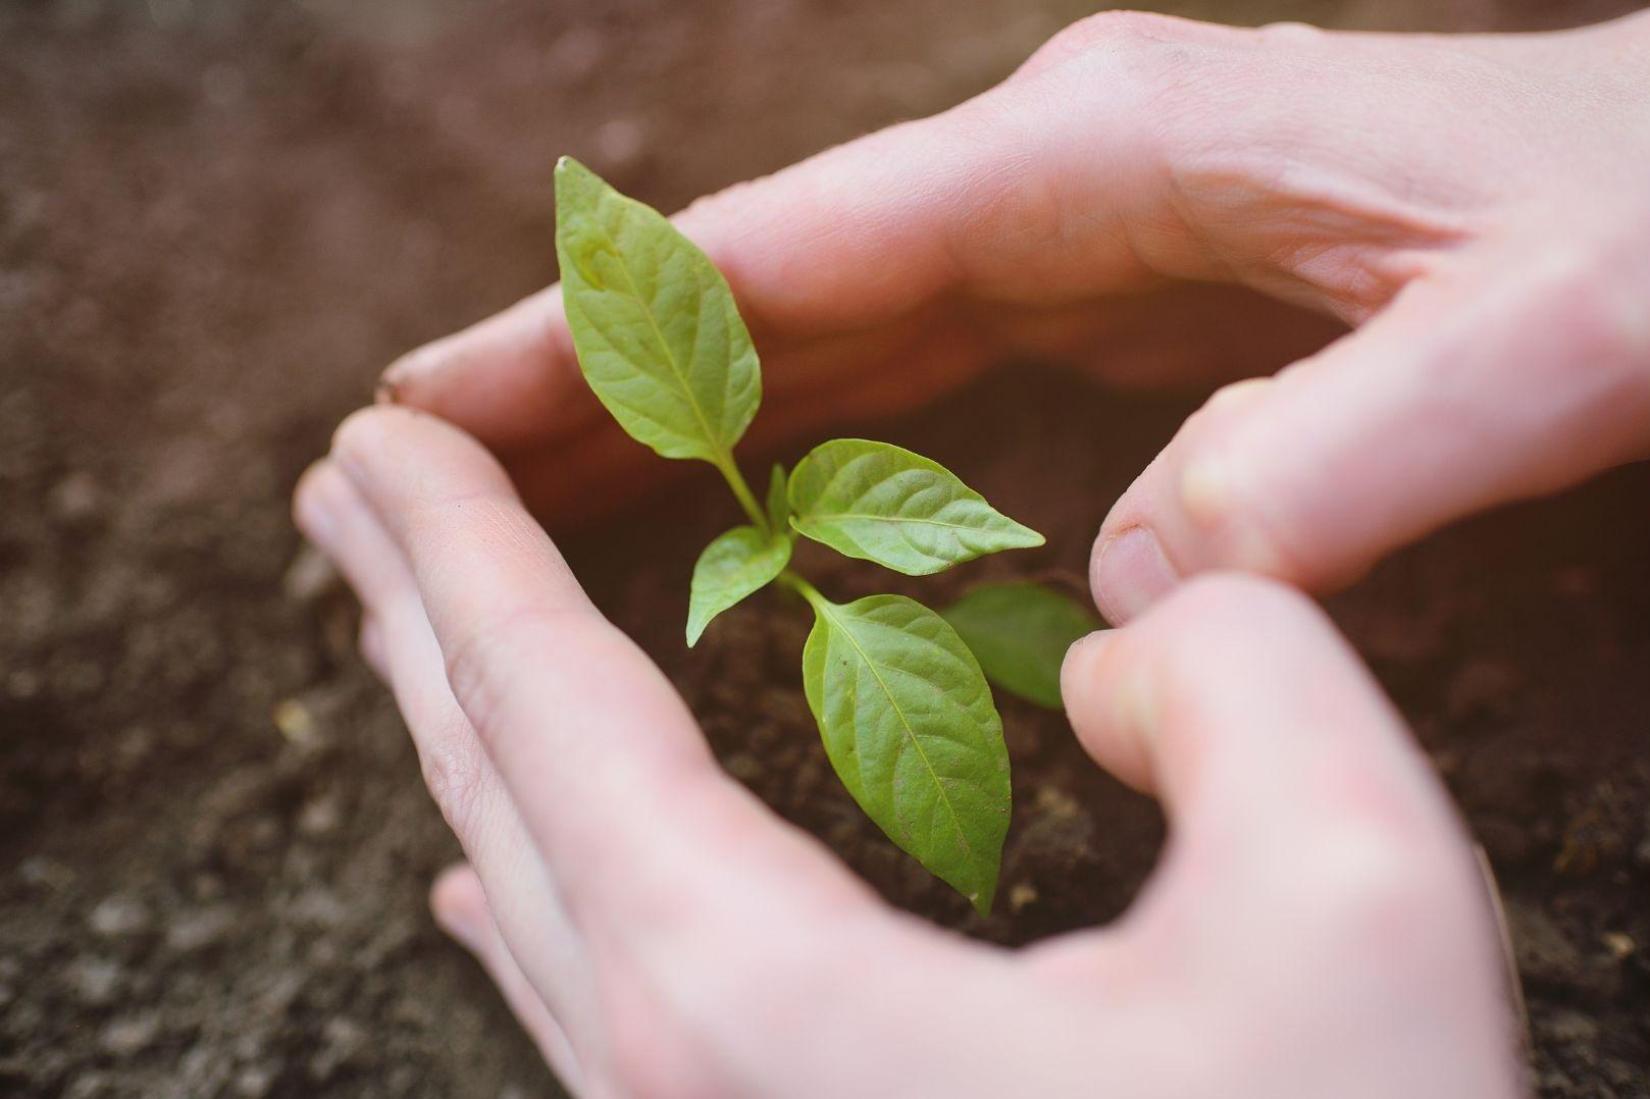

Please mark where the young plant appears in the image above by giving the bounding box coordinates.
[555,157,1057,912]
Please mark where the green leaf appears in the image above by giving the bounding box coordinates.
[686,526,791,646]
[787,439,1044,576]
[943,583,1101,709]
[799,592,1011,913]
[554,157,760,465]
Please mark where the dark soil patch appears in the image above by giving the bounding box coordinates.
[2,2,1646,1097]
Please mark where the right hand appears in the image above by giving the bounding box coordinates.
[379,9,1650,622]
[297,408,1521,1097]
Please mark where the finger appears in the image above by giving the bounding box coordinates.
[379,286,599,451]
[1061,573,1441,826]
[358,612,387,680]
[326,407,876,931]
[294,460,598,1041]
[1091,234,1650,622]
[431,864,585,1092]
[1056,574,1520,1095]
[383,12,1243,447]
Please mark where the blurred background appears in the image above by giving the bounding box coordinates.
[3,2,1648,1097]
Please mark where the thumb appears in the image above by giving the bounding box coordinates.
[1056,575,1520,1099]
[1089,230,1650,623]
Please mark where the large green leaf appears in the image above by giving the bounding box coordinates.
[686,526,791,646]
[799,592,1011,913]
[943,582,1101,709]
[788,439,1044,576]
[554,157,760,464]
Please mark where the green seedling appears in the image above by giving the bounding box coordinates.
[556,158,1076,912]
[942,581,1100,711]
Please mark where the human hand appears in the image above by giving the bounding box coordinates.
[378,10,1650,625]
[294,406,1521,1098]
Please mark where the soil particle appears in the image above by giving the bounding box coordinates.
[98,1012,162,1058]
[87,895,153,941]
[63,957,124,1008]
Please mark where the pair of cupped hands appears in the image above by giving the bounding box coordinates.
[294,11,1650,1097]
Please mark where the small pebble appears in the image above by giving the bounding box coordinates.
[272,699,318,746]
[1008,882,1039,913]
[89,894,152,939]
[296,796,341,838]
[1602,931,1636,960]
[233,1063,276,1099]
[166,905,235,954]
[65,956,124,1007]
[49,470,101,522]
[99,1012,161,1058]
[309,1016,367,1082]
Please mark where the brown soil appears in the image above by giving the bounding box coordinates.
[2,2,1645,1097]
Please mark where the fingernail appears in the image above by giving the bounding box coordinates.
[379,345,446,400]
[1059,629,1113,705]
[1092,527,1179,625]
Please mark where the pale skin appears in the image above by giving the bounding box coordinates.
[296,10,1650,1097]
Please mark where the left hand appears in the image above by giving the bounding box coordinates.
[294,405,1518,1099]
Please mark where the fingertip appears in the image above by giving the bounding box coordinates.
[1090,525,1180,626]
[293,458,357,550]
[329,404,510,509]
[1060,627,1158,793]
[430,863,490,955]
[292,459,332,538]
[376,287,596,449]
[378,337,455,407]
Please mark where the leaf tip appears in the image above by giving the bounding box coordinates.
[685,608,710,648]
[553,155,603,213]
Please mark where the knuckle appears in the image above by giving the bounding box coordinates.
[1041,10,1192,58]
[439,614,530,749]
[440,603,595,752]
[1255,19,1324,44]
[1175,443,1321,585]
[1021,12,1216,109]
[416,735,489,838]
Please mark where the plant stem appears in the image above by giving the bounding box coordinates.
[716,455,769,532]
[778,570,827,609]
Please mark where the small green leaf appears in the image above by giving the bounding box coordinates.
[765,463,790,534]
[788,439,1044,575]
[799,592,1010,913]
[687,526,791,646]
[943,583,1101,709]
[554,157,760,464]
